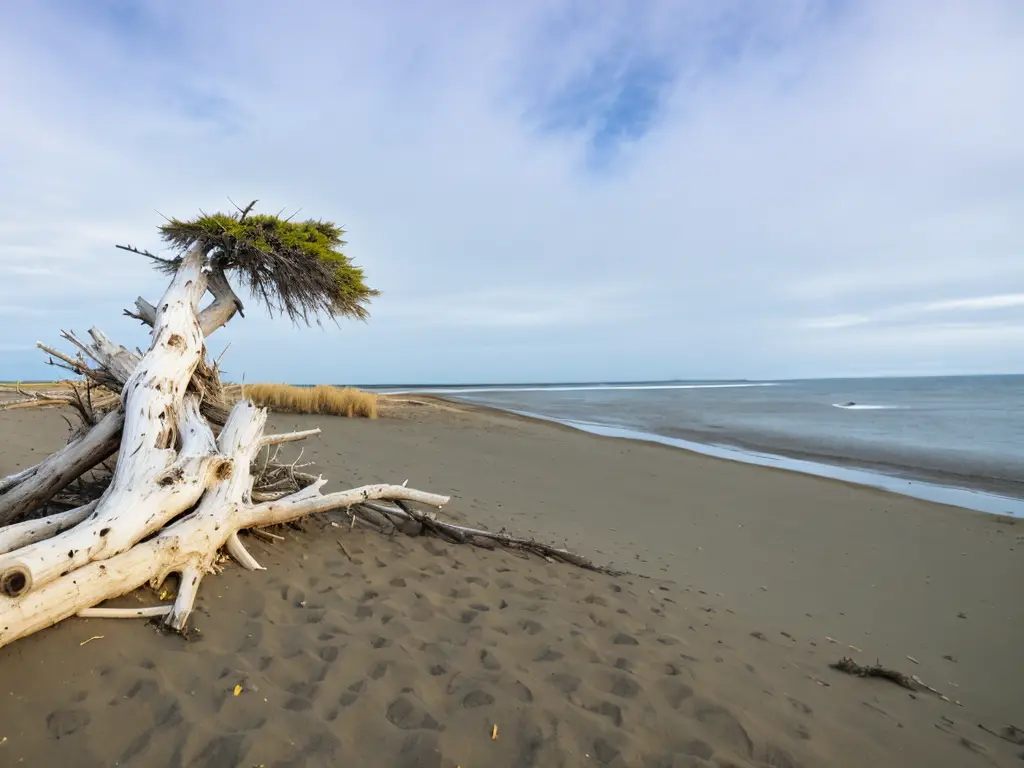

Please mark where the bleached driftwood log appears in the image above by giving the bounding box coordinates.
[0,501,98,556]
[0,410,123,526]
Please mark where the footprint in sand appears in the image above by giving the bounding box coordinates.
[386,696,442,731]
[46,708,91,739]
[461,689,495,708]
[398,732,443,768]
[761,743,802,768]
[339,679,364,708]
[191,734,247,768]
[519,618,543,635]
[479,649,502,670]
[534,647,564,662]
[676,738,715,760]
[591,736,622,765]
[288,681,319,699]
[656,678,694,710]
[283,696,312,711]
[694,703,753,758]
[125,679,158,701]
[607,673,642,700]
[786,696,813,715]
[586,700,624,727]
[513,680,534,702]
[549,672,582,694]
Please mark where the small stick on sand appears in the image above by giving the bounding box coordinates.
[336,539,352,562]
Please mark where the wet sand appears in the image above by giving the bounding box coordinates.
[0,401,1021,767]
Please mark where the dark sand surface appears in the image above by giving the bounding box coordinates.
[0,401,1021,767]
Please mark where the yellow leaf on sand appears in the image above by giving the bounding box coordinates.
[492,724,499,741]
[233,684,242,696]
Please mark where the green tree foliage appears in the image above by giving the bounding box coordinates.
[155,203,379,324]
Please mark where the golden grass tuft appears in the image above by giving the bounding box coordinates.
[241,383,379,418]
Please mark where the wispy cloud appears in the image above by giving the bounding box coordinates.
[0,1,1021,382]
[802,293,1024,330]
[921,293,1024,312]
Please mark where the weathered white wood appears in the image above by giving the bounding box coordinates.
[0,410,124,526]
[0,501,98,556]
[225,532,264,571]
[165,565,202,631]
[78,605,170,619]
[243,482,449,528]
[0,464,43,495]
[0,397,228,596]
[198,267,243,335]
[259,428,322,447]
[131,297,157,326]
[86,328,140,382]
[130,266,241,337]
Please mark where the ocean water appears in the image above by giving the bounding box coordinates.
[377,376,1024,516]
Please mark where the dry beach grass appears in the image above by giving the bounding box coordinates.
[0,380,380,419]
[233,383,379,418]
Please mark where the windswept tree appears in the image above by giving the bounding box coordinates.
[0,202,596,649]
[0,202,445,643]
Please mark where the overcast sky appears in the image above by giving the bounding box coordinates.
[0,1,1021,384]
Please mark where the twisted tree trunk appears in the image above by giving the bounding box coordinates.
[0,237,450,647]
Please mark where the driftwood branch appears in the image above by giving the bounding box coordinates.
[351,499,618,573]
[260,428,322,447]
[0,411,124,527]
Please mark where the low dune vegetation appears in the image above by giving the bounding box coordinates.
[240,383,379,418]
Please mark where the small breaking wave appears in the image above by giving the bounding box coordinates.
[383,383,779,396]
[832,403,899,410]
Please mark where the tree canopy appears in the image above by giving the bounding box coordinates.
[155,204,379,324]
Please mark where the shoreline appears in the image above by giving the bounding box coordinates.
[419,395,1024,517]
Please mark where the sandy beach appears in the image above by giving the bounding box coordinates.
[0,400,1021,767]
